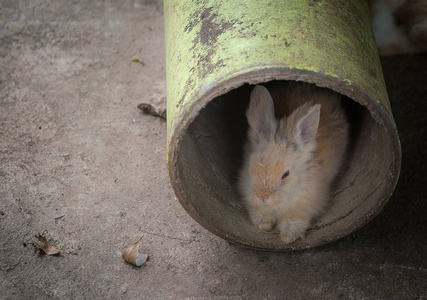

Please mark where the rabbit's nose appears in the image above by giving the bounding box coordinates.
[255,189,271,202]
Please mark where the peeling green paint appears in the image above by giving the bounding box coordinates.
[324,72,339,78]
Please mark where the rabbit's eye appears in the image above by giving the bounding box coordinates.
[281,170,290,180]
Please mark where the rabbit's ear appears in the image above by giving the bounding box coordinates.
[296,104,320,143]
[247,85,277,140]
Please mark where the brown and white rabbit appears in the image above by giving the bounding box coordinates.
[369,0,427,55]
[238,83,349,244]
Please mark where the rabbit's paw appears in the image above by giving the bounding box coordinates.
[251,217,275,232]
[257,222,275,232]
[278,221,308,244]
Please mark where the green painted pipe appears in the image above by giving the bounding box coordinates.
[164,0,401,250]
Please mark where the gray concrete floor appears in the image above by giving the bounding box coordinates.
[1,1,426,299]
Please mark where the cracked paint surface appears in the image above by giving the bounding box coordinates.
[164,0,391,145]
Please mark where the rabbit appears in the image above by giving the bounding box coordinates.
[369,0,427,55]
[238,82,349,244]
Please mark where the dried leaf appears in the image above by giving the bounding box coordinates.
[138,81,166,120]
[122,236,148,267]
[35,233,61,255]
[138,103,166,119]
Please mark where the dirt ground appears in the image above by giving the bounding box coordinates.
[1,1,426,299]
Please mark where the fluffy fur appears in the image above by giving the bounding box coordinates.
[238,83,349,244]
[370,0,427,55]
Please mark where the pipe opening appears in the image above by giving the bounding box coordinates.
[175,80,395,250]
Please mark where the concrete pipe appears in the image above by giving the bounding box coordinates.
[164,0,401,250]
